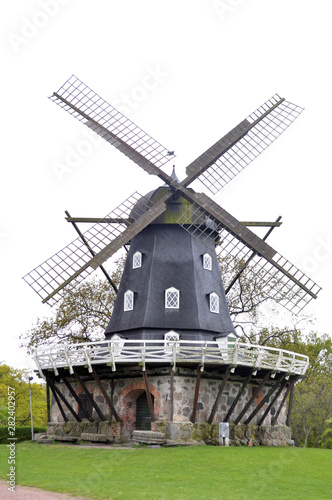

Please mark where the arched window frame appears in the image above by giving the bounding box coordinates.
[203,253,212,271]
[110,334,125,354]
[124,290,134,311]
[209,292,219,314]
[164,330,180,353]
[165,287,180,309]
[133,251,142,269]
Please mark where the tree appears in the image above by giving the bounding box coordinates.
[0,363,47,427]
[322,417,332,448]
[20,257,124,354]
[22,253,285,352]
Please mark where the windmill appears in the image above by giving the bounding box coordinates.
[26,76,321,445]
[24,76,320,314]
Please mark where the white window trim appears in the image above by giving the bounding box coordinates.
[164,330,180,353]
[124,290,134,311]
[133,251,142,269]
[203,253,212,271]
[165,287,180,309]
[110,334,125,354]
[210,292,219,314]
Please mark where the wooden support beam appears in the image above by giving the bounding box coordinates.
[45,373,80,422]
[271,376,299,426]
[224,370,253,422]
[208,367,231,424]
[91,368,121,422]
[258,376,289,426]
[191,366,202,423]
[49,386,68,422]
[59,370,94,422]
[234,371,272,425]
[286,381,295,427]
[169,368,174,422]
[244,374,286,425]
[73,368,106,421]
[143,370,155,422]
[46,381,51,423]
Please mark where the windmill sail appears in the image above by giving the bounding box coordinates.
[177,202,321,313]
[23,77,320,314]
[50,75,174,183]
[23,192,168,305]
[184,95,304,194]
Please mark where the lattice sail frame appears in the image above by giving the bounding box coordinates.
[24,77,321,313]
[23,192,167,306]
[188,95,304,195]
[177,205,321,314]
[50,75,173,172]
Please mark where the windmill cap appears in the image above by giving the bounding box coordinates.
[130,184,217,230]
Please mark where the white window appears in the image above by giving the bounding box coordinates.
[124,290,134,311]
[210,292,219,313]
[165,287,180,309]
[133,251,142,269]
[110,334,125,354]
[164,331,180,352]
[203,253,212,271]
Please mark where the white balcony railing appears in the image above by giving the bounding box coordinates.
[33,338,309,378]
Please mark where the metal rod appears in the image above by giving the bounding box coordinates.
[234,371,272,425]
[208,367,231,424]
[226,216,282,295]
[91,368,121,422]
[191,367,202,423]
[224,369,253,422]
[65,210,118,294]
[66,217,131,225]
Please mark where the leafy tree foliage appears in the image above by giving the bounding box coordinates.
[322,417,332,448]
[240,328,332,448]
[0,362,47,427]
[20,257,124,353]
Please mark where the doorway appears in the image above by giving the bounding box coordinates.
[136,392,154,430]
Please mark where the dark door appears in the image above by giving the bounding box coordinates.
[136,392,153,430]
[78,393,93,419]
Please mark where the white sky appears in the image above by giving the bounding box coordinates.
[1,0,331,371]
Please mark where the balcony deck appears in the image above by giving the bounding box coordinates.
[34,339,309,378]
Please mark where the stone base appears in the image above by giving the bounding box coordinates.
[81,433,108,443]
[154,421,293,447]
[47,420,293,447]
[47,421,122,443]
[132,430,165,445]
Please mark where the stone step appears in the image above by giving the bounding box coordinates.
[132,430,165,445]
[53,435,78,442]
[81,433,108,443]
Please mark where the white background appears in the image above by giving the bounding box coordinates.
[1,0,331,371]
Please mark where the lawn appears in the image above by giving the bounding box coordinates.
[0,443,331,499]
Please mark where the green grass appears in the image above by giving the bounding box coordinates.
[0,443,331,499]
